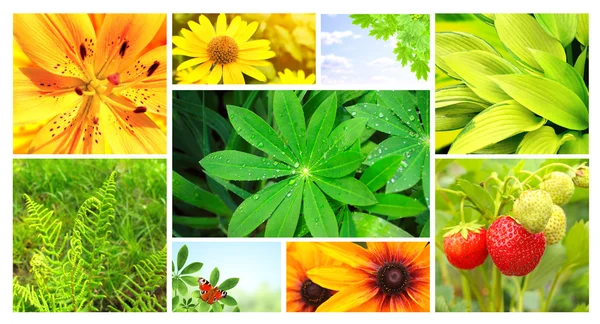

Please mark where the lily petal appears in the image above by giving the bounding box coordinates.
[313,243,373,269]
[315,282,378,312]
[307,265,369,291]
[119,45,167,83]
[14,14,96,80]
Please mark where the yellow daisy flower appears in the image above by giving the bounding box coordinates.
[173,14,275,84]
[277,69,316,84]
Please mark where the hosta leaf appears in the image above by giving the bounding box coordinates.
[200,151,293,181]
[516,126,576,154]
[306,93,337,165]
[176,244,189,272]
[576,14,589,46]
[264,179,305,237]
[386,145,427,193]
[228,179,292,237]
[312,118,367,167]
[338,205,356,237]
[377,91,423,135]
[531,49,588,106]
[360,155,405,192]
[436,85,488,131]
[472,134,524,154]
[474,14,496,26]
[448,100,546,154]
[457,179,495,217]
[442,50,521,104]
[303,180,339,237]
[558,131,589,154]
[535,14,578,47]
[346,103,412,137]
[495,14,566,71]
[313,176,377,206]
[362,194,427,219]
[226,105,296,166]
[219,278,240,291]
[491,75,588,130]
[173,172,231,217]
[273,91,307,161]
[364,136,420,166]
[416,91,430,135]
[574,47,588,78]
[352,212,413,237]
[435,31,499,78]
[181,262,203,275]
[312,151,363,178]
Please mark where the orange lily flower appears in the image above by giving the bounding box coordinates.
[307,242,430,312]
[13,14,167,154]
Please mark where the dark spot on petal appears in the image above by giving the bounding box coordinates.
[134,106,147,114]
[119,41,128,57]
[79,43,87,61]
[147,61,160,77]
[75,86,83,96]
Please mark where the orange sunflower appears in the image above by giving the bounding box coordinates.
[307,242,430,312]
[286,242,340,312]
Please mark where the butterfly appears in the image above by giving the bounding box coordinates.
[198,277,227,305]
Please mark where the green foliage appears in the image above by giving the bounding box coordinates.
[436,14,589,154]
[13,168,166,312]
[350,14,430,80]
[174,90,430,237]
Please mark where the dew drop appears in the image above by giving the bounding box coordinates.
[258,142,264,148]
[253,194,260,200]
[351,111,357,116]
[294,162,300,168]
[378,112,384,118]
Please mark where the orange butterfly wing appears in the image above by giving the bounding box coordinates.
[198,277,227,304]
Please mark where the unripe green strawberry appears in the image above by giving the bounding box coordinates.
[573,166,589,188]
[513,189,552,234]
[541,172,574,205]
[543,205,567,245]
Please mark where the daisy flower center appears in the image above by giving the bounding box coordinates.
[301,279,331,306]
[207,35,239,65]
[377,263,410,295]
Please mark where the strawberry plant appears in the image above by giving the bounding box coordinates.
[173,90,430,238]
[351,14,430,80]
[435,14,589,154]
[436,159,589,312]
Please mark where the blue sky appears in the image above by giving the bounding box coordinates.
[172,242,281,295]
[321,14,427,86]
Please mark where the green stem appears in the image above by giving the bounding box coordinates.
[437,188,466,197]
[490,267,497,311]
[542,268,567,311]
[466,271,487,312]
[494,267,503,311]
[521,163,575,185]
[460,196,466,223]
[461,272,472,312]
[518,275,529,312]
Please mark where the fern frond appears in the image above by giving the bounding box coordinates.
[22,194,66,263]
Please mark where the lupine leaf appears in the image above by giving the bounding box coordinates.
[386,145,427,193]
[173,172,232,216]
[200,151,293,181]
[352,212,413,237]
[362,194,427,219]
[264,179,305,237]
[303,181,339,237]
[306,94,337,165]
[313,176,377,206]
[346,103,412,137]
[312,151,363,178]
[273,91,307,161]
[360,155,404,192]
[377,91,423,135]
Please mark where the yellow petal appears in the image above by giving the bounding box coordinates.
[388,242,429,265]
[305,73,316,84]
[222,64,245,84]
[14,122,45,154]
[100,98,166,154]
[13,14,96,80]
[94,14,166,79]
[232,21,247,41]
[315,283,379,312]
[119,45,167,83]
[238,50,276,61]
[184,60,213,84]
[117,81,166,116]
[234,63,266,82]
[180,28,207,47]
[205,64,223,84]
[28,95,105,154]
[197,15,216,41]
[238,39,271,50]
[172,35,206,53]
[307,266,368,291]
[236,58,271,67]
[172,47,205,57]
[225,16,242,37]
[314,243,373,269]
[348,294,385,312]
[176,57,209,71]
[215,13,227,36]
[235,21,258,43]
[14,67,84,124]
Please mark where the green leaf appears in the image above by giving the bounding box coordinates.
[233,306,240,312]
[228,179,292,237]
[303,91,334,121]
[312,151,363,178]
[442,50,521,104]
[338,205,356,237]
[173,172,232,217]
[574,47,588,78]
[265,179,305,237]
[573,304,589,312]
[386,145,427,193]
[176,245,189,272]
[563,221,589,269]
[173,98,232,142]
[312,118,367,167]
[337,90,370,105]
[472,134,524,154]
[435,31,499,79]
[535,14,578,47]
[420,219,430,237]
[346,103,412,137]
[273,91,306,161]
[226,105,296,166]
[365,136,420,166]
[180,275,199,286]
[220,295,238,306]
[495,14,566,71]
[362,194,427,219]
[435,85,488,131]
[457,179,495,217]
[306,93,337,165]
[360,155,404,192]
[181,262,203,275]
[576,14,589,46]
[350,14,373,28]
[173,216,219,229]
[411,59,430,81]
[436,296,451,312]
[516,126,576,154]
[191,291,200,299]
[211,302,223,312]
[198,301,210,312]
[491,74,588,130]
[200,151,293,181]
[422,151,430,207]
[558,131,588,154]
[377,91,423,135]
[210,267,220,286]
[352,212,413,237]
[448,100,546,154]
[218,278,240,291]
[204,171,251,199]
[303,180,339,237]
[174,278,187,296]
[527,244,566,290]
[416,90,430,135]
[313,176,377,206]
[531,49,588,106]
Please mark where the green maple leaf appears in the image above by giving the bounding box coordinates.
[369,22,396,41]
[393,44,413,66]
[411,59,429,81]
[349,14,373,28]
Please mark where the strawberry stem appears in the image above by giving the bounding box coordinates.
[521,163,576,185]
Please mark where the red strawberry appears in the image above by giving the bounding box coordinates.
[444,227,488,270]
[487,216,545,276]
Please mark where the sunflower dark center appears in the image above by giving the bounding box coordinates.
[377,262,409,295]
[301,280,331,306]
[207,35,239,65]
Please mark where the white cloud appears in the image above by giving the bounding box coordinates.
[321,30,362,45]
[321,54,353,69]
[367,57,397,68]
[383,38,397,48]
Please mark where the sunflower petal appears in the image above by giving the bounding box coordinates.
[197,15,216,41]
[180,28,207,47]
[314,243,373,269]
[235,21,259,43]
[182,60,213,84]
[223,64,245,84]
[238,39,271,50]
[236,58,272,67]
[307,265,369,291]
[316,283,378,312]
[172,35,205,53]
[238,50,276,61]
[215,13,227,36]
[176,57,208,71]
[225,16,242,37]
[205,64,223,84]
[234,63,267,82]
